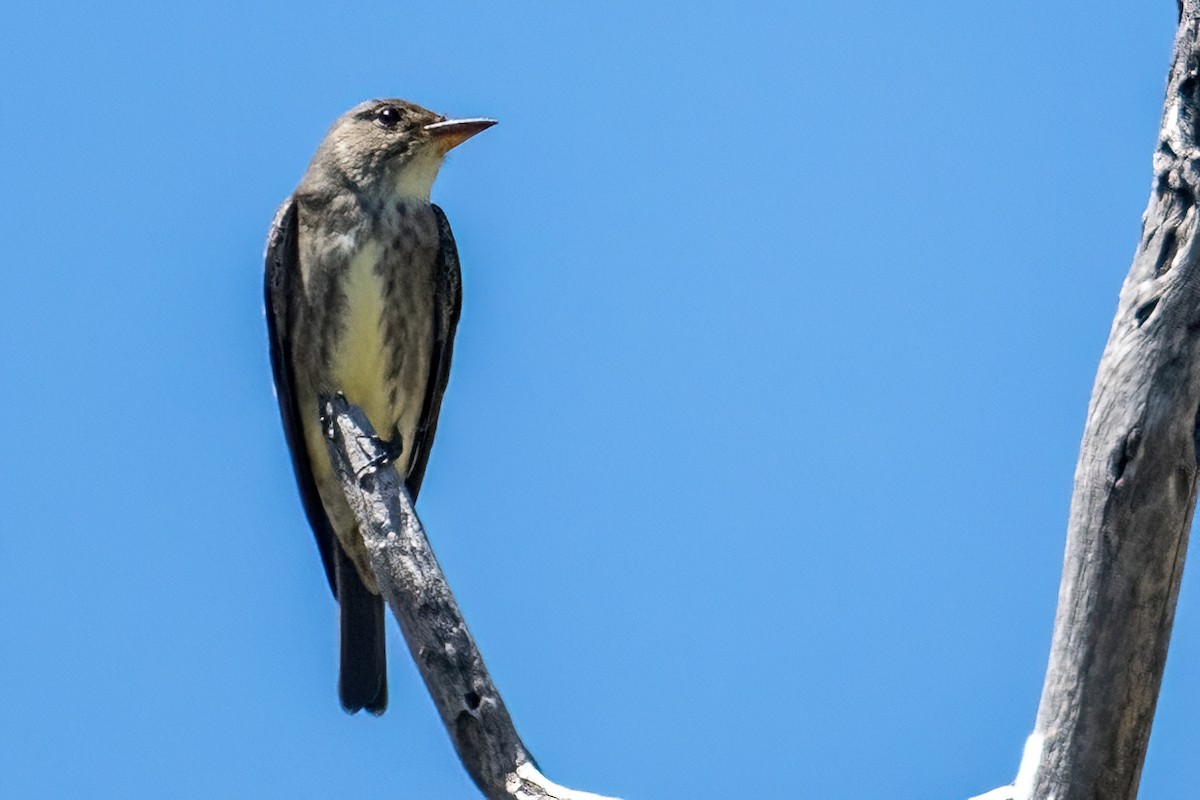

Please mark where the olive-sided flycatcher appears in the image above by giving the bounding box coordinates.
[265,99,495,714]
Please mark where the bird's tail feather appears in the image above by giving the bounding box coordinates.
[334,542,388,715]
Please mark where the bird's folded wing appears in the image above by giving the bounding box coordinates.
[265,197,338,596]
[405,204,463,502]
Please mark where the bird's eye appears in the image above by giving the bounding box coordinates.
[375,107,402,128]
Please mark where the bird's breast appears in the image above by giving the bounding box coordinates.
[323,229,437,472]
[334,241,393,413]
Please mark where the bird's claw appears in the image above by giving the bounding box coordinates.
[357,426,404,477]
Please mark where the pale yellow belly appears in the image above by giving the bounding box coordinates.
[304,242,432,483]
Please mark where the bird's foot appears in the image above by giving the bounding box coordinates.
[358,425,403,476]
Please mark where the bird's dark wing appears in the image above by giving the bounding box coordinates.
[265,197,338,597]
[267,197,386,714]
[405,204,463,501]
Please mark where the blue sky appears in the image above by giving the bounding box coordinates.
[1,2,1195,798]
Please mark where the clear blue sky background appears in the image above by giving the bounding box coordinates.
[1,2,1195,798]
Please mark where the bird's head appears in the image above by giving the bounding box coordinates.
[304,99,496,201]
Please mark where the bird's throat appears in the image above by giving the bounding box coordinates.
[389,149,445,202]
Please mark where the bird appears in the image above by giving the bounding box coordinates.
[265,99,495,714]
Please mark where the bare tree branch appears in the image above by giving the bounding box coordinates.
[974,5,1200,799]
[321,393,618,800]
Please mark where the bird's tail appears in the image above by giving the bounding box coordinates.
[334,542,388,715]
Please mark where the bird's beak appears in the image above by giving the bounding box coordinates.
[424,118,498,153]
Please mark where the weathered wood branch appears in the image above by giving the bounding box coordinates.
[973,5,1200,799]
[321,394,618,800]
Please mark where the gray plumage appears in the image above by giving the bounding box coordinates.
[266,99,491,714]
